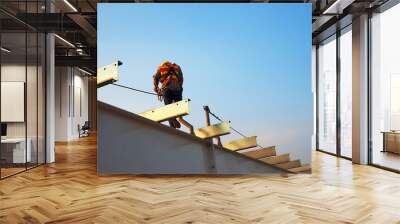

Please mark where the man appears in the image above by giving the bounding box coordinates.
[153,60,184,128]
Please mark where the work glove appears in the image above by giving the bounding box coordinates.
[154,87,163,102]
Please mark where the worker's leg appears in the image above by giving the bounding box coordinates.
[170,89,183,128]
[162,89,179,128]
[162,89,173,105]
[173,88,183,102]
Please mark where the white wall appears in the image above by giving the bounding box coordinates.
[1,63,46,164]
[1,65,26,141]
[1,65,37,138]
[55,66,69,141]
[55,67,89,141]
[72,72,89,138]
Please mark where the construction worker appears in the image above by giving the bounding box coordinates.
[153,60,184,128]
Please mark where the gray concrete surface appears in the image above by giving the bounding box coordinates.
[97,101,286,174]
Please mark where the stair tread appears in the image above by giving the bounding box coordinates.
[242,146,276,159]
[194,122,230,139]
[138,99,190,122]
[289,164,311,173]
[275,160,301,169]
[260,153,290,165]
[223,136,257,151]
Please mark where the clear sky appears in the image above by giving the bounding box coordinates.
[98,3,312,163]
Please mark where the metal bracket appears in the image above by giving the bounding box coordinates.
[177,116,194,135]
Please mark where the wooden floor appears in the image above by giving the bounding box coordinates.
[1,135,400,224]
[372,150,400,171]
[1,167,26,178]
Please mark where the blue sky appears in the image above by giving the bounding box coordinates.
[98,4,312,163]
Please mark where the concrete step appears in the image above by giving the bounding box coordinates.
[275,160,301,169]
[242,146,276,159]
[289,164,311,173]
[194,122,230,139]
[223,136,257,151]
[260,153,290,165]
[138,99,190,122]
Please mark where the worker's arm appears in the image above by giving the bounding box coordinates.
[177,66,184,86]
[153,70,161,93]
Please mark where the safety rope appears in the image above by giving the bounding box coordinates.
[111,83,158,96]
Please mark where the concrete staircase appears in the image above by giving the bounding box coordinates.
[98,101,288,175]
[135,99,310,173]
[242,147,310,173]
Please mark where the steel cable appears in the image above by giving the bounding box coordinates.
[111,83,158,96]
